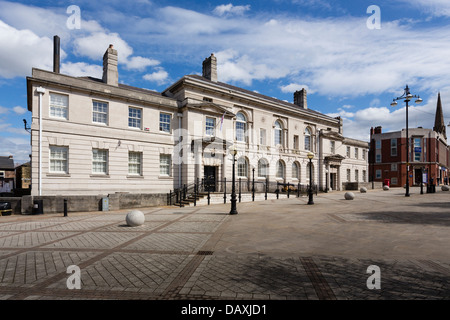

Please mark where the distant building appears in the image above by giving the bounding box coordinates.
[0,155,15,194]
[369,93,450,187]
[26,39,369,197]
[15,161,31,191]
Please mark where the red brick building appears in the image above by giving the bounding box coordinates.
[369,94,450,187]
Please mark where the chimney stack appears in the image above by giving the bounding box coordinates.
[53,35,60,74]
[294,89,307,109]
[102,44,118,86]
[202,53,218,82]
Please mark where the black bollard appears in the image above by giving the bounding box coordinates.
[64,199,68,217]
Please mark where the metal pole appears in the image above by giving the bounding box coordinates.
[230,154,238,215]
[223,177,227,204]
[405,93,410,197]
[238,178,241,203]
[252,168,255,201]
[308,158,314,205]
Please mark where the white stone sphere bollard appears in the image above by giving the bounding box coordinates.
[441,185,449,191]
[344,192,355,200]
[360,187,367,193]
[126,210,145,227]
[383,185,390,191]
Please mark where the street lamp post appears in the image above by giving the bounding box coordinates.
[390,85,422,197]
[307,152,314,205]
[229,146,238,215]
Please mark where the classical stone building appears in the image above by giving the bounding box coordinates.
[26,42,369,198]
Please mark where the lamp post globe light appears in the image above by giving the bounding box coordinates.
[229,145,238,215]
[307,151,314,205]
[390,85,423,197]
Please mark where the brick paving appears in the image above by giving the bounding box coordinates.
[0,187,450,303]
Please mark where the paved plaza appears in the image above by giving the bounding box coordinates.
[0,187,450,302]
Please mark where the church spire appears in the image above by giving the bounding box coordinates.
[433,92,446,139]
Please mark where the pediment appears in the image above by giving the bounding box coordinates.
[189,102,235,117]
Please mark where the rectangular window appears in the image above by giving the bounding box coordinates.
[128,107,142,129]
[355,169,359,182]
[376,140,381,149]
[330,141,335,154]
[355,148,359,159]
[347,169,351,181]
[93,101,108,124]
[160,113,171,133]
[414,138,421,162]
[92,149,108,174]
[346,146,350,157]
[50,93,68,119]
[128,152,142,175]
[376,169,382,179]
[362,150,366,160]
[363,170,367,182]
[376,154,381,163]
[236,122,246,142]
[260,129,266,145]
[0,171,4,179]
[205,117,215,136]
[49,146,68,173]
[391,163,398,171]
[391,139,397,156]
[294,135,299,150]
[160,154,171,176]
[391,177,398,185]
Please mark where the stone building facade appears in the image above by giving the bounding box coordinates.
[26,44,369,197]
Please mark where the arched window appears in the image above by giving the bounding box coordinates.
[274,120,283,146]
[276,160,285,179]
[237,157,248,178]
[305,127,312,151]
[258,158,269,178]
[292,162,300,180]
[236,112,247,142]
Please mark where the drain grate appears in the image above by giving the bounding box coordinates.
[197,250,214,256]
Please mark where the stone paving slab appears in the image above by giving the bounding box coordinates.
[0,187,449,302]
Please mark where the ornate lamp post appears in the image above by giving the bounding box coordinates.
[307,151,314,205]
[390,85,422,197]
[229,145,238,215]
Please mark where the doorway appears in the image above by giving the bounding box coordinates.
[204,166,216,192]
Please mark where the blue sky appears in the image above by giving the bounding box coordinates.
[1,0,450,164]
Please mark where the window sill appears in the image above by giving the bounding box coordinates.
[127,175,144,179]
[90,174,110,178]
[158,175,173,179]
[47,173,70,177]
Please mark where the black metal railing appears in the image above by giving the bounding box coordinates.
[167,178,318,207]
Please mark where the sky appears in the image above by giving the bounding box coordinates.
[1,0,450,164]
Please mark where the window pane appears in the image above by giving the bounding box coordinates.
[160,113,171,132]
[160,154,171,176]
[277,161,284,178]
[93,101,108,124]
[206,117,215,136]
[93,149,108,174]
[258,159,268,178]
[50,146,68,173]
[129,107,142,128]
[128,152,142,175]
[50,94,68,119]
[237,157,248,177]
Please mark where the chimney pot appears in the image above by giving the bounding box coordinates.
[294,89,307,109]
[202,54,218,82]
[102,45,119,86]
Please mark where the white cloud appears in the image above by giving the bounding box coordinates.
[0,20,59,78]
[213,4,251,16]
[13,106,26,115]
[61,62,103,79]
[280,83,314,94]
[125,56,160,71]
[143,68,169,84]
[0,105,8,114]
[397,0,450,17]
